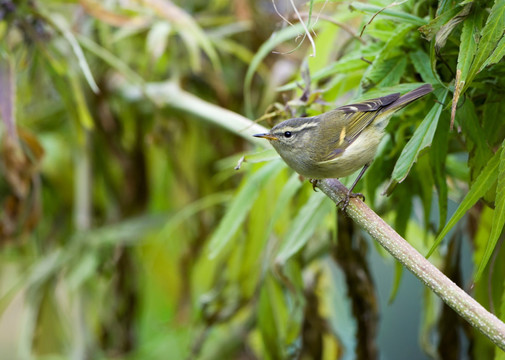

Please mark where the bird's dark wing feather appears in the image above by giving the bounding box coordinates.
[318,93,400,162]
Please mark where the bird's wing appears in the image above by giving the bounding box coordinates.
[318,93,400,163]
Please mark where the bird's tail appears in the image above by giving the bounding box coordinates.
[383,84,433,113]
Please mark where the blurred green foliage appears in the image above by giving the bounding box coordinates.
[0,0,505,359]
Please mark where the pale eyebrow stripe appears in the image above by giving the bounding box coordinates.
[278,122,319,133]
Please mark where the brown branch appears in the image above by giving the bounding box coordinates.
[316,178,505,351]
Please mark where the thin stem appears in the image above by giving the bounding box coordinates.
[317,178,505,351]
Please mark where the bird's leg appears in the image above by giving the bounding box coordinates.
[338,164,370,211]
[309,179,318,192]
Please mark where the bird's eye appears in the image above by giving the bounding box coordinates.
[284,131,292,138]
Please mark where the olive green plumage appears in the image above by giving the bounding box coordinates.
[254,84,433,180]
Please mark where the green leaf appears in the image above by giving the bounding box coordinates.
[458,100,494,182]
[208,161,284,258]
[360,24,414,91]
[268,173,304,227]
[483,34,505,68]
[68,73,94,129]
[482,93,505,148]
[427,145,503,257]
[452,9,481,124]
[278,54,369,92]
[349,2,428,26]
[244,23,313,117]
[388,262,403,304]
[430,110,450,231]
[75,214,167,246]
[475,0,505,72]
[158,192,232,238]
[410,50,439,84]
[474,140,505,281]
[258,275,285,360]
[466,0,505,84]
[276,193,333,264]
[434,3,472,52]
[77,34,145,86]
[376,56,407,88]
[457,10,480,83]
[419,5,464,41]
[48,14,100,94]
[391,87,448,183]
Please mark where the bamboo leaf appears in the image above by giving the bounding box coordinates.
[482,94,505,148]
[258,275,285,359]
[360,24,414,91]
[208,161,284,258]
[77,34,145,85]
[410,50,438,84]
[434,3,472,52]
[391,87,448,183]
[244,23,311,117]
[467,0,505,82]
[458,100,494,182]
[349,2,428,26]
[457,10,480,82]
[158,192,232,238]
[48,14,100,94]
[483,34,505,68]
[388,262,403,304]
[430,110,450,231]
[474,140,505,281]
[427,146,503,257]
[376,56,407,88]
[277,54,369,92]
[68,73,94,129]
[276,193,333,264]
[419,5,464,41]
[475,0,505,72]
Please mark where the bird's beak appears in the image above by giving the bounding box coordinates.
[253,133,278,140]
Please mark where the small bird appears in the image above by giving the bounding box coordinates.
[254,84,433,209]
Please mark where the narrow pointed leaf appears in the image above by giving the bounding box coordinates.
[419,5,464,40]
[457,10,480,81]
[360,24,414,91]
[349,2,427,26]
[430,110,450,231]
[410,50,438,84]
[452,10,480,124]
[434,3,472,52]
[465,0,505,86]
[244,23,311,117]
[427,146,503,257]
[49,14,100,93]
[391,87,448,183]
[208,161,284,258]
[483,34,505,68]
[474,140,505,281]
[276,193,333,264]
[475,0,505,72]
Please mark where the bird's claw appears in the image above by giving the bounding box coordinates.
[309,179,318,192]
[338,191,365,211]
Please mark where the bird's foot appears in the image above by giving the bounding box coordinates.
[338,191,365,211]
[309,179,318,192]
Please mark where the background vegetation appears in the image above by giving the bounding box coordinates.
[0,0,505,359]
